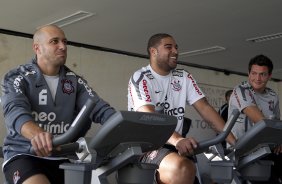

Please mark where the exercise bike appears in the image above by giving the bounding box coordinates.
[1,99,241,184]
[195,117,282,184]
[53,102,241,184]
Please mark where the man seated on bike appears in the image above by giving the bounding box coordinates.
[1,25,116,184]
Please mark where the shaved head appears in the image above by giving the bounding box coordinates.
[32,24,68,75]
[33,25,63,44]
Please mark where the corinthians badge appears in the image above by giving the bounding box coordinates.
[61,79,74,95]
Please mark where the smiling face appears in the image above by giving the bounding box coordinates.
[33,25,68,75]
[150,36,178,75]
[248,64,271,93]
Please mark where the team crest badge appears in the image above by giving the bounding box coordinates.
[13,170,20,184]
[268,100,274,111]
[171,80,181,91]
[62,79,74,95]
[148,150,158,160]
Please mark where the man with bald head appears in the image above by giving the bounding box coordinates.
[1,25,116,184]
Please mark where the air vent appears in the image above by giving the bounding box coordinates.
[179,46,226,57]
[47,11,95,27]
[246,32,282,43]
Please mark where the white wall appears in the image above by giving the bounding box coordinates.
[0,33,282,183]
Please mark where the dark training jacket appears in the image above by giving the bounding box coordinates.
[1,57,116,164]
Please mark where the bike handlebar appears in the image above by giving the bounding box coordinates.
[30,98,96,154]
[53,98,96,146]
[193,109,240,155]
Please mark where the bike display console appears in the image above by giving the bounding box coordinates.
[61,110,177,184]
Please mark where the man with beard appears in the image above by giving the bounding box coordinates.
[128,33,236,184]
[1,25,116,184]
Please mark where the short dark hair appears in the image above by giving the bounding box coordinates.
[147,33,172,56]
[248,54,273,74]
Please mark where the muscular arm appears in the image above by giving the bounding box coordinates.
[242,105,265,123]
[193,98,237,146]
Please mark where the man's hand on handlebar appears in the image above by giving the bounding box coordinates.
[31,132,53,157]
[175,137,198,156]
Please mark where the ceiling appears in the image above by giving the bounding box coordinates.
[1,0,282,81]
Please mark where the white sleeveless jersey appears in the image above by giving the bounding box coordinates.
[128,65,205,134]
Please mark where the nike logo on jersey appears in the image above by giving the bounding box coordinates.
[155,91,162,94]
[24,71,36,76]
[35,84,44,88]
